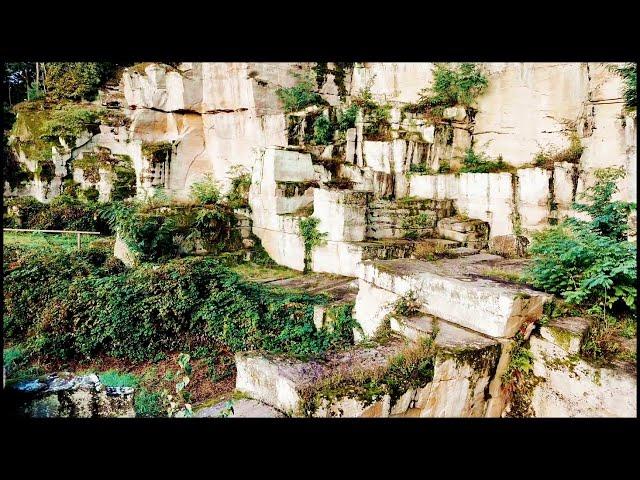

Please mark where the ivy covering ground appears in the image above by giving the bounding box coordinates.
[3,244,358,364]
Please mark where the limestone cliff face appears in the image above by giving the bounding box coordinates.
[7,62,635,207]
[122,62,308,196]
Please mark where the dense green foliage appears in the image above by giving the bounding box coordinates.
[3,248,356,362]
[526,167,636,314]
[100,193,239,261]
[613,63,636,109]
[299,216,327,273]
[40,106,100,147]
[312,115,334,144]
[460,148,510,173]
[44,63,116,101]
[353,87,391,139]
[336,104,358,131]
[3,195,109,232]
[190,174,221,205]
[404,63,488,115]
[226,165,251,209]
[276,78,325,113]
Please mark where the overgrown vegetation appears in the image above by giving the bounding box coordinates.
[226,165,251,209]
[532,132,584,169]
[460,148,510,173]
[276,76,326,113]
[299,334,437,416]
[100,192,238,262]
[312,115,334,145]
[612,63,636,110]
[3,194,109,232]
[44,63,117,101]
[352,84,391,140]
[3,246,357,364]
[526,167,636,314]
[299,216,327,273]
[403,63,488,117]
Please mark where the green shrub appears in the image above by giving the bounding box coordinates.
[409,163,435,174]
[405,63,488,115]
[226,166,251,209]
[353,87,391,139]
[134,388,166,417]
[460,148,510,173]
[532,132,584,169]
[299,216,327,273]
[336,104,358,131]
[4,254,356,362]
[276,78,325,113]
[41,106,100,147]
[312,115,334,144]
[190,174,221,205]
[526,167,636,314]
[613,63,636,109]
[44,62,115,101]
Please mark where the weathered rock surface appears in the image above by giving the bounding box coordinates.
[235,315,501,417]
[6,372,135,418]
[529,319,637,417]
[357,254,552,338]
[195,398,284,418]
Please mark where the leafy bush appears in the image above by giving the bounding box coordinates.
[4,195,107,232]
[336,104,358,131]
[312,115,334,144]
[353,87,391,139]
[276,78,325,113]
[613,63,636,109]
[299,216,327,273]
[460,148,510,173]
[226,166,251,209]
[134,388,166,417]
[526,167,636,314]
[4,253,356,362]
[44,62,115,101]
[404,63,488,115]
[190,174,221,205]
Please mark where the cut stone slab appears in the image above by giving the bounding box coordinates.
[236,315,502,417]
[488,234,530,259]
[358,254,552,338]
[195,398,284,418]
[530,333,637,417]
[539,317,592,355]
[437,216,489,248]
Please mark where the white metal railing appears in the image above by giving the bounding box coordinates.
[3,228,101,248]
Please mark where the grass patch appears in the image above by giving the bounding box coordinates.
[481,268,525,284]
[99,370,139,388]
[3,231,101,250]
[231,262,299,281]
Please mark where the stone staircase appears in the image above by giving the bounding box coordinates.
[239,146,555,417]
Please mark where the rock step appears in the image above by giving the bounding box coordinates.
[437,216,490,249]
[195,398,284,418]
[358,254,552,338]
[235,316,501,417]
[390,313,498,351]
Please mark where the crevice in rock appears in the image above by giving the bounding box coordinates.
[510,173,522,235]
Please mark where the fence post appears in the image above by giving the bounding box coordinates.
[77,232,81,249]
